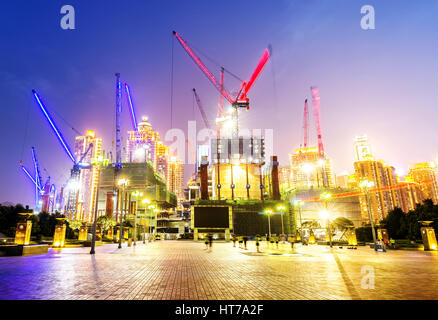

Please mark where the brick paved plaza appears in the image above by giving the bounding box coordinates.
[0,240,437,300]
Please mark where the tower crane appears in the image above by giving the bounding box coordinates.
[192,88,211,130]
[20,147,57,213]
[31,89,93,217]
[311,86,324,157]
[303,99,309,148]
[173,31,270,138]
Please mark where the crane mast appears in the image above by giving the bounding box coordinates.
[192,88,211,130]
[311,86,324,157]
[303,99,309,148]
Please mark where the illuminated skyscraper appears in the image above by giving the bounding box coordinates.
[71,130,102,221]
[168,156,184,207]
[406,163,438,204]
[289,147,334,189]
[354,135,372,161]
[354,157,395,222]
[125,116,159,163]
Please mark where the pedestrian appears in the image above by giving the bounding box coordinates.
[208,233,213,251]
[204,234,209,250]
[255,234,261,252]
[243,235,248,250]
[232,234,237,247]
[238,235,243,248]
[275,234,279,249]
[290,234,296,249]
[266,234,270,248]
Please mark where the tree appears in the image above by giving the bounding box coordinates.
[381,207,407,239]
[67,219,83,231]
[97,216,116,231]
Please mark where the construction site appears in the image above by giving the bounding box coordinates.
[18,29,438,245]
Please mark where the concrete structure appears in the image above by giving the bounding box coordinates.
[211,137,265,200]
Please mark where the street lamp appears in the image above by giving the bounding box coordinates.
[142,199,150,243]
[90,156,107,255]
[293,200,305,244]
[117,178,129,249]
[265,209,273,238]
[131,191,143,246]
[277,205,286,242]
[148,204,155,242]
[153,208,159,239]
[360,179,378,251]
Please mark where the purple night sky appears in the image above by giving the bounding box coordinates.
[1,0,437,207]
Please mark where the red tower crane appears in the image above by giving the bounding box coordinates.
[311,86,324,157]
[173,31,270,137]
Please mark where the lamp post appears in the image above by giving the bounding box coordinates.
[293,200,305,245]
[117,178,129,249]
[90,156,107,255]
[142,198,150,244]
[131,191,143,246]
[148,204,156,242]
[265,209,272,238]
[277,205,286,242]
[153,208,159,239]
[360,180,378,251]
[320,192,332,248]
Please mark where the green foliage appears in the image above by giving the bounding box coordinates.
[67,219,83,231]
[97,215,116,231]
[380,200,438,240]
[0,204,32,237]
[356,226,375,242]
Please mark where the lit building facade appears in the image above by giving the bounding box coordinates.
[210,137,265,200]
[69,130,103,221]
[125,116,159,163]
[168,156,184,207]
[289,147,334,189]
[354,157,395,222]
[354,135,372,161]
[406,163,438,204]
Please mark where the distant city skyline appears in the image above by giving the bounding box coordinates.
[1,0,438,206]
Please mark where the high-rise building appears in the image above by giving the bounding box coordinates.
[168,156,184,207]
[289,147,334,189]
[354,135,372,161]
[155,141,169,182]
[406,163,438,204]
[125,116,159,163]
[68,130,102,221]
[354,157,395,222]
